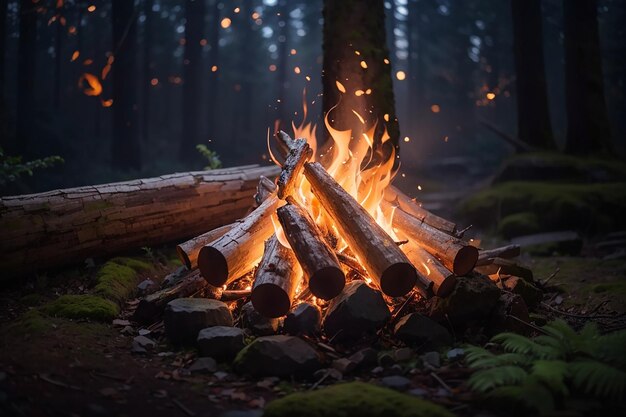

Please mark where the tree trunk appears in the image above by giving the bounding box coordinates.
[17,0,37,148]
[0,165,279,278]
[275,0,290,130]
[322,0,399,152]
[563,0,612,154]
[207,0,220,149]
[0,0,5,95]
[180,0,206,163]
[511,0,555,149]
[141,0,154,144]
[54,2,63,108]
[112,0,141,170]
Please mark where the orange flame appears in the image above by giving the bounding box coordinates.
[78,73,102,96]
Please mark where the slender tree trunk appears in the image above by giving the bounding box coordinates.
[17,0,37,149]
[234,0,254,153]
[54,7,63,108]
[0,0,7,100]
[112,0,141,170]
[275,0,290,130]
[407,0,422,140]
[451,1,476,143]
[207,0,220,149]
[322,0,399,152]
[180,0,206,163]
[511,0,554,149]
[142,0,153,144]
[563,0,612,154]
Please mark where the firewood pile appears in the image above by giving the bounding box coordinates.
[151,131,538,345]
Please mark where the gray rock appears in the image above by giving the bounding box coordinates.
[446,348,465,360]
[348,348,378,370]
[380,375,411,390]
[371,366,384,376]
[394,313,452,349]
[132,335,156,353]
[332,358,356,374]
[378,352,395,367]
[323,281,390,341]
[240,302,279,336]
[421,351,440,368]
[197,326,245,360]
[283,302,321,335]
[393,347,414,362]
[389,364,404,375]
[164,298,233,345]
[137,279,158,295]
[161,266,188,289]
[234,335,321,377]
[188,357,217,374]
[408,388,429,397]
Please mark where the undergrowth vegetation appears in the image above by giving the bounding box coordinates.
[466,319,626,415]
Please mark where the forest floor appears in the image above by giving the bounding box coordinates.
[0,249,624,417]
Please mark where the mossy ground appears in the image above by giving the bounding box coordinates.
[94,257,151,304]
[263,382,453,417]
[529,256,626,313]
[41,294,119,321]
[460,181,626,237]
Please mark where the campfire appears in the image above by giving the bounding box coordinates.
[173,107,487,330]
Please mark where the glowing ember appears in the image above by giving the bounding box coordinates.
[396,70,406,81]
[78,73,102,96]
[221,18,232,29]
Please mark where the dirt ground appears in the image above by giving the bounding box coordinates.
[1,253,625,417]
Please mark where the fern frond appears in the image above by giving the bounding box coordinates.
[492,332,545,356]
[592,330,626,370]
[533,335,567,360]
[465,346,494,366]
[531,360,569,396]
[569,360,626,401]
[468,365,528,393]
[489,378,556,415]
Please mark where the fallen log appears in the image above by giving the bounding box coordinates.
[476,244,521,266]
[0,164,280,278]
[401,239,456,297]
[197,195,281,287]
[133,270,223,323]
[392,207,478,276]
[277,137,313,199]
[176,224,234,270]
[304,162,417,297]
[383,186,456,235]
[277,197,345,300]
[251,235,303,318]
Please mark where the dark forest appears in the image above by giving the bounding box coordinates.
[1,1,625,416]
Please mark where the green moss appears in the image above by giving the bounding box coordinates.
[42,294,119,322]
[497,212,540,239]
[494,152,626,184]
[460,182,626,235]
[19,293,47,306]
[93,257,151,304]
[264,382,453,417]
[11,310,50,334]
[590,281,626,295]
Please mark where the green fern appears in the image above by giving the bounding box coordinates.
[196,144,222,170]
[466,320,626,415]
[469,366,528,392]
[569,360,626,401]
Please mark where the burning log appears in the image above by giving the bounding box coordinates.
[251,235,303,318]
[197,195,281,287]
[401,239,456,297]
[304,162,418,297]
[133,270,223,323]
[254,176,278,206]
[383,186,457,235]
[476,244,521,266]
[475,258,534,282]
[277,137,313,199]
[392,208,478,276]
[0,164,279,278]
[176,224,233,270]
[277,197,345,300]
